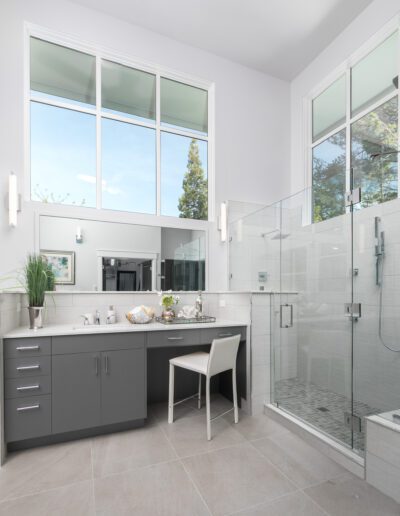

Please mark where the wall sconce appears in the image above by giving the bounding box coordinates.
[219,202,227,242]
[76,226,83,244]
[8,172,21,228]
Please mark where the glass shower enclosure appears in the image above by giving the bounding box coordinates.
[229,185,400,456]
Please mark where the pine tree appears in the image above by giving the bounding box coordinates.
[178,139,208,220]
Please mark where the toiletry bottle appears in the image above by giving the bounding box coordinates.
[107,305,116,324]
[195,291,203,318]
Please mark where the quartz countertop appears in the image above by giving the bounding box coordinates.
[3,319,249,339]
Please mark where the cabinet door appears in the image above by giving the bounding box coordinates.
[52,353,101,434]
[101,348,146,425]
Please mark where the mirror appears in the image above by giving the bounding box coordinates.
[38,216,206,291]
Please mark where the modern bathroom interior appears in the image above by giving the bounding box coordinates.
[2,0,400,515]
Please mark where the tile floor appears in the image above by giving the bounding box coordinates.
[0,395,399,515]
[275,378,381,452]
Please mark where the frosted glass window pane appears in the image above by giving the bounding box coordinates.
[31,102,96,207]
[351,32,398,116]
[30,38,96,107]
[102,60,156,122]
[312,75,346,141]
[312,129,346,222]
[161,133,208,219]
[161,78,208,134]
[351,97,398,208]
[102,119,156,214]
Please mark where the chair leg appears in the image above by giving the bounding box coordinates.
[198,373,202,409]
[168,363,174,424]
[232,368,239,424]
[206,376,211,440]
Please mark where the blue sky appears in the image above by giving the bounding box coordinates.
[31,101,208,217]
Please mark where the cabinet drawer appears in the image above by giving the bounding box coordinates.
[52,332,145,355]
[5,395,51,443]
[5,376,51,399]
[147,329,200,348]
[200,326,246,344]
[4,338,51,359]
[4,356,51,379]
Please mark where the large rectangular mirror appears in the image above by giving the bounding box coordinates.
[38,216,206,291]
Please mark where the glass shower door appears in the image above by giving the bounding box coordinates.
[272,188,354,448]
[352,196,400,454]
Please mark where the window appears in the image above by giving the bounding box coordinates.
[29,36,211,220]
[311,30,399,222]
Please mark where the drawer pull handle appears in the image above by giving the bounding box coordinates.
[16,345,40,351]
[218,333,233,337]
[17,404,40,412]
[167,337,184,341]
[16,385,40,391]
[16,365,40,371]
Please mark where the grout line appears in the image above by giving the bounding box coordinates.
[90,438,96,515]
[157,414,213,515]
[301,487,331,516]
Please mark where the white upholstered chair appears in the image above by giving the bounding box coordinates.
[168,334,241,440]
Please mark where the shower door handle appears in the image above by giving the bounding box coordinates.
[344,303,361,319]
[280,304,293,328]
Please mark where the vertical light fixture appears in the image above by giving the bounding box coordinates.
[9,172,19,227]
[220,201,227,242]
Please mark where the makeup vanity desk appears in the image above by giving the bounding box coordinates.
[2,320,248,451]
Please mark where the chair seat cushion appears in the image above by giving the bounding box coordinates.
[170,351,209,374]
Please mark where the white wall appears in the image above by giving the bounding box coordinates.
[0,0,291,291]
[290,0,400,194]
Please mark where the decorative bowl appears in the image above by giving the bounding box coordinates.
[126,306,155,324]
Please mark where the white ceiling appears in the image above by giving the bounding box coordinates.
[70,0,374,80]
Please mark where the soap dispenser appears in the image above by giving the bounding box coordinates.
[107,305,116,324]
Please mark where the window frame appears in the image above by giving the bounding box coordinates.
[305,16,400,224]
[24,23,215,228]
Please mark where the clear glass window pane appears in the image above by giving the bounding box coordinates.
[312,75,346,142]
[351,32,398,116]
[102,118,156,214]
[312,129,346,222]
[101,60,156,122]
[161,78,208,135]
[30,37,96,107]
[351,97,398,208]
[161,133,208,219]
[31,102,96,207]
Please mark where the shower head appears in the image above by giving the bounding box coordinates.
[271,232,290,240]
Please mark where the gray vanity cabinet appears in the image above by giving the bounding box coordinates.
[52,333,146,435]
[52,352,101,434]
[101,348,146,425]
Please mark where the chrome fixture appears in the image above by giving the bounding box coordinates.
[95,309,101,325]
[374,216,384,286]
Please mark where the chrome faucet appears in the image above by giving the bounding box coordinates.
[80,314,90,326]
[95,309,101,325]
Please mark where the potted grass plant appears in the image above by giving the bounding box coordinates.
[24,254,55,329]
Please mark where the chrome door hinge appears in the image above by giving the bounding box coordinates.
[345,187,361,207]
[344,302,361,320]
[344,412,362,433]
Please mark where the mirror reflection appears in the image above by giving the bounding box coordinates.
[38,216,206,291]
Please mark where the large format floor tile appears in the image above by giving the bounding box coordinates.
[252,430,346,488]
[234,490,326,516]
[305,472,400,516]
[224,412,290,441]
[183,442,297,515]
[94,460,210,516]
[92,421,177,478]
[0,439,92,501]
[0,480,95,516]
[160,412,246,458]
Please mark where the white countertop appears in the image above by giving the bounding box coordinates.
[3,319,249,339]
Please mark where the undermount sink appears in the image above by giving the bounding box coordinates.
[71,323,130,331]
